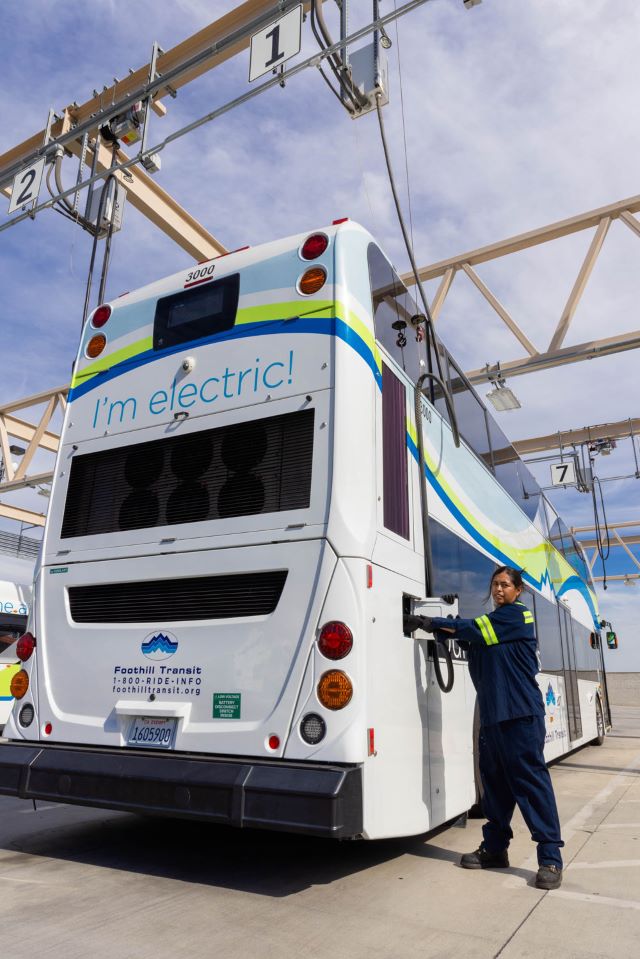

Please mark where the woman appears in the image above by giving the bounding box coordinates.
[424,566,564,890]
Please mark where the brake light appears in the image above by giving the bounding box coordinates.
[91,304,112,328]
[300,233,329,260]
[16,632,36,661]
[86,333,106,358]
[317,670,353,710]
[318,621,353,660]
[10,670,29,700]
[298,267,327,295]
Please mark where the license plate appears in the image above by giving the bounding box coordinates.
[127,716,177,750]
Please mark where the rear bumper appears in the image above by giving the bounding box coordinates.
[0,741,363,838]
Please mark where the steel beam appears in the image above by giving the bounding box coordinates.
[404,193,640,283]
[0,503,46,526]
[0,471,55,495]
[0,0,315,189]
[465,330,640,384]
[512,417,640,458]
[70,137,226,260]
[577,534,640,550]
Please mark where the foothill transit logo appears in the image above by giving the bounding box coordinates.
[141,630,179,661]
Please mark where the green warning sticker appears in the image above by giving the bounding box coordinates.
[49,567,69,574]
[213,693,241,719]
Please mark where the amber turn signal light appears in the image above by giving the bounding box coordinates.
[10,669,29,700]
[317,670,353,710]
[298,267,327,295]
[86,333,106,359]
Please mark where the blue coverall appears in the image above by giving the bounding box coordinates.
[430,600,564,868]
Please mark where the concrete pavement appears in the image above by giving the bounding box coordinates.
[0,706,638,958]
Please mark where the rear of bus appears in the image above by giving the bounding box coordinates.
[0,582,30,733]
[0,222,384,837]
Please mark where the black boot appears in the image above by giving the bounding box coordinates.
[535,864,562,889]
[460,845,509,869]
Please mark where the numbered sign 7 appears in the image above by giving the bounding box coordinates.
[249,4,303,83]
[550,461,577,487]
[8,157,47,215]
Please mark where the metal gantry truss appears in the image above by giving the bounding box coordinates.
[0,1,639,581]
[402,194,640,385]
[0,386,67,526]
[571,520,640,585]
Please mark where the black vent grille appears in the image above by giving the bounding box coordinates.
[68,570,288,623]
[61,409,314,538]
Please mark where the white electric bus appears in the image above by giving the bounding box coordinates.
[0,580,31,732]
[0,221,608,838]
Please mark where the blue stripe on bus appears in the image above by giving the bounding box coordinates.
[69,316,382,401]
[406,434,599,626]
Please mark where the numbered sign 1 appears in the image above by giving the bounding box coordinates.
[249,4,302,82]
[550,461,577,487]
[8,157,47,215]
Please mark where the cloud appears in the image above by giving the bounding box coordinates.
[0,0,638,660]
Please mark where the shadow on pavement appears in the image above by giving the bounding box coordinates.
[0,801,461,897]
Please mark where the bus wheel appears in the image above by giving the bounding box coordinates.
[592,698,605,746]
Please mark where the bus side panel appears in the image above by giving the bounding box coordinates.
[328,228,380,561]
[540,672,570,760]
[425,647,476,827]
[361,564,431,839]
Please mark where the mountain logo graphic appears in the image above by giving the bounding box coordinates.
[141,630,179,661]
[545,682,557,721]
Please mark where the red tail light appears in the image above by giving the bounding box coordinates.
[301,233,329,260]
[16,632,36,662]
[318,621,353,660]
[91,304,112,328]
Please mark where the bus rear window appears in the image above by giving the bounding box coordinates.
[154,273,239,349]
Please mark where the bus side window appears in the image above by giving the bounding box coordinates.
[381,363,410,540]
[368,243,424,383]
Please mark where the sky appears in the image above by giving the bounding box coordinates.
[0,0,638,669]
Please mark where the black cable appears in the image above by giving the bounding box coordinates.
[317,64,346,106]
[393,0,415,252]
[308,5,343,103]
[81,145,119,327]
[376,95,458,441]
[403,613,455,693]
[97,166,119,304]
[590,471,611,590]
[310,0,365,112]
[431,636,454,693]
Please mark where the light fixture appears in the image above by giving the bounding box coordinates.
[484,363,521,412]
[463,0,482,8]
[623,576,637,587]
[379,28,392,49]
[9,444,25,456]
[486,382,521,412]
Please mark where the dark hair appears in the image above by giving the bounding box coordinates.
[491,566,524,589]
[485,566,525,601]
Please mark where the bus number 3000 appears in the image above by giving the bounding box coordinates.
[185,264,216,284]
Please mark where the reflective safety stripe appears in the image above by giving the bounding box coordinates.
[475,615,500,646]
[523,611,534,624]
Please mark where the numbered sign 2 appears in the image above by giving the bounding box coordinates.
[249,4,302,82]
[8,157,46,214]
[550,461,577,487]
